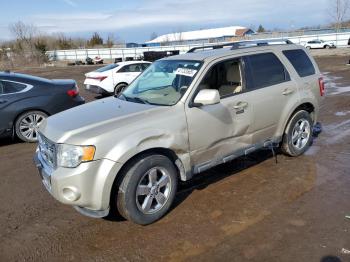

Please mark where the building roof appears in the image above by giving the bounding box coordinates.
[147,26,250,44]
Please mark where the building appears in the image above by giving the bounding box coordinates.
[146,26,254,46]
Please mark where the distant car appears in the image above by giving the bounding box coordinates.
[0,71,84,142]
[84,61,151,96]
[304,40,336,49]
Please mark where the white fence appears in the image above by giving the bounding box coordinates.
[47,32,350,61]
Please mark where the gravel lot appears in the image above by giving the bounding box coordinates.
[0,51,350,261]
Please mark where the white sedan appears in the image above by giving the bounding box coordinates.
[304,40,336,49]
[84,61,151,96]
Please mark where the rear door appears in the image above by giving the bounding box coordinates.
[243,52,297,144]
[0,79,31,132]
[117,64,143,84]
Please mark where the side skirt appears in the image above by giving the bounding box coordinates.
[192,137,282,175]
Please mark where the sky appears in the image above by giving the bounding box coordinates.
[0,0,333,43]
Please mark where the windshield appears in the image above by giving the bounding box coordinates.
[95,63,119,72]
[120,60,202,106]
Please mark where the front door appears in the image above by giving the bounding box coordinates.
[185,57,254,168]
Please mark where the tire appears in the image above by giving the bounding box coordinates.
[325,45,330,49]
[114,83,128,96]
[306,46,311,49]
[281,110,313,157]
[15,111,48,142]
[115,154,178,225]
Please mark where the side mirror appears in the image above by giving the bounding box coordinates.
[193,89,220,106]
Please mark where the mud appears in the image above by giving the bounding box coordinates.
[0,54,350,261]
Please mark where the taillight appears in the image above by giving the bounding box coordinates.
[318,77,325,96]
[87,76,107,81]
[67,83,79,97]
[67,89,78,97]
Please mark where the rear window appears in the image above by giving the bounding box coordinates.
[95,64,119,72]
[245,52,290,90]
[283,49,315,77]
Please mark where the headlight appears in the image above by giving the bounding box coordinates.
[57,144,95,168]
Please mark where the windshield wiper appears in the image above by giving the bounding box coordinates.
[131,96,150,104]
[117,94,149,105]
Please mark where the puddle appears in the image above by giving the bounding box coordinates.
[322,73,350,96]
[322,119,350,144]
[335,111,350,116]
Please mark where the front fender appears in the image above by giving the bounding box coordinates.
[105,127,188,163]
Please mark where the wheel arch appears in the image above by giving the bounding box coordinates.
[282,102,315,136]
[114,82,129,89]
[114,147,185,183]
[12,108,51,136]
[107,147,186,215]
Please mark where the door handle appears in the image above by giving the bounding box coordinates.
[0,99,8,104]
[234,101,248,110]
[282,88,294,95]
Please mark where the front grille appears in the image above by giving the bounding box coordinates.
[38,133,56,169]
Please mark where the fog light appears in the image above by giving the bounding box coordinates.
[62,187,81,202]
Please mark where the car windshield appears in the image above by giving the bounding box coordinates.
[119,60,202,106]
[95,63,119,72]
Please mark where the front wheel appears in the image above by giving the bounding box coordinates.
[281,110,313,157]
[15,111,48,142]
[115,154,178,225]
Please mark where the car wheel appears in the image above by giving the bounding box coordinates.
[15,111,48,142]
[114,83,127,96]
[115,154,178,225]
[325,45,330,49]
[281,110,313,157]
[306,46,311,49]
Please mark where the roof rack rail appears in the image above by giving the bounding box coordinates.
[187,39,293,53]
[187,42,240,53]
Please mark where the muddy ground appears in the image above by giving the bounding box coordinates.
[0,52,350,262]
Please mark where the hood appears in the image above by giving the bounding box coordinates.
[40,97,159,143]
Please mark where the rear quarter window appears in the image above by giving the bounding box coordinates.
[0,80,27,94]
[282,49,315,77]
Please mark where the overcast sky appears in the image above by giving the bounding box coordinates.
[0,0,334,42]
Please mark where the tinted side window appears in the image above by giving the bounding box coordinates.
[0,80,27,94]
[245,53,289,90]
[283,49,315,77]
[119,64,143,73]
[141,63,150,71]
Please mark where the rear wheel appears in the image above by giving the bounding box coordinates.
[306,46,311,49]
[114,83,127,96]
[281,110,313,157]
[325,45,330,49]
[15,111,48,142]
[115,154,178,225]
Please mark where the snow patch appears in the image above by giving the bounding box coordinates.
[322,73,350,96]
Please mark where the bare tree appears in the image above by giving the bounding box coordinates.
[329,0,350,31]
[106,33,114,48]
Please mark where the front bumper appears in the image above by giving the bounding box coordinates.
[34,149,122,218]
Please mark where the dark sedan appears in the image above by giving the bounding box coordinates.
[0,71,84,142]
